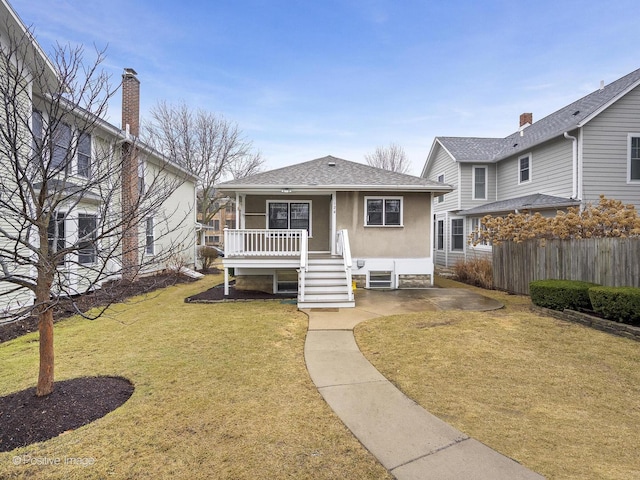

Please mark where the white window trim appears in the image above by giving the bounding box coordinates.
[436,219,445,251]
[469,217,491,250]
[364,196,404,227]
[450,217,465,252]
[627,133,640,183]
[518,153,532,185]
[472,165,488,200]
[265,200,313,237]
[436,173,445,203]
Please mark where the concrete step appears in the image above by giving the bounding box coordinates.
[298,300,356,309]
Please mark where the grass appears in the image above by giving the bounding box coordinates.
[355,277,640,480]
[0,274,391,479]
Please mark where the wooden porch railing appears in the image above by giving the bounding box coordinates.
[224,228,307,257]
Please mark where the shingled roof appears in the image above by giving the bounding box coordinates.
[458,193,581,216]
[434,67,640,164]
[217,155,452,193]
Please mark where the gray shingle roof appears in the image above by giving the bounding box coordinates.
[217,155,451,192]
[459,194,581,216]
[437,67,640,163]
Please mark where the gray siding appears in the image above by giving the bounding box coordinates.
[497,136,574,200]
[581,85,640,207]
[425,143,459,213]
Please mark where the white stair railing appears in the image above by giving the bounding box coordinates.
[336,229,354,301]
[298,232,308,302]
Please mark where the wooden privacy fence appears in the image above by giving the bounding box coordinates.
[493,238,640,295]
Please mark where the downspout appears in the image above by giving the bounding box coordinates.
[564,132,578,199]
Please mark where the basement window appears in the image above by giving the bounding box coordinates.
[368,271,392,289]
[276,270,298,293]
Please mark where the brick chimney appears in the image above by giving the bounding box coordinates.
[519,112,533,127]
[121,68,140,280]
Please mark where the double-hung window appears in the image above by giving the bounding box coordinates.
[519,155,531,184]
[629,135,640,182]
[145,217,155,255]
[451,218,464,251]
[77,132,91,178]
[436,220,444,250]
[267,201,311,233]
[437,174,445,203]
[52,123,71,172]
[47,212,66,265]
[32,110,43,161]
[78,214,97,264]
[470,217,489,247]
[473,166,487,200]
[365,197,402,226]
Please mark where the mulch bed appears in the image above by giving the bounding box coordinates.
[186,281,296,303]
[0,272,206,451]
[0,376,134,452]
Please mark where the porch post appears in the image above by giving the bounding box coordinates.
[330,191,337,255]
[224,267,229,296]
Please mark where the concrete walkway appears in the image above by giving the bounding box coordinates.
[303,288,545,480]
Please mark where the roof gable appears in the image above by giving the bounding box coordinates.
[217,155,451,193]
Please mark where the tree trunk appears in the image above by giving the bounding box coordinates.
[36,306,54,396]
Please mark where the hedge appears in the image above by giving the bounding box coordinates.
[589,286,640,325]
[529,279,598,311]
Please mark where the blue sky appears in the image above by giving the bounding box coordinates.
[10,0,639,174]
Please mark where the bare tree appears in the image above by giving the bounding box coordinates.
[364,142,412,174]
[0,23,193,395]
[145,102,264,229]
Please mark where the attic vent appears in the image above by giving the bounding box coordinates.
[328,161,336,166]
[572,110,580,116]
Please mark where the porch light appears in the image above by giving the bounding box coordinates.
[281,188,291,193]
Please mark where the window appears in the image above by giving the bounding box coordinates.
[225,219,236,229]
[145,217,154,255]
[369,271,392,289]
[78,214,97,264]
[213,219,220,231]
[436,220,444,250]
[519,155,531,183]
[47,212,66,265]
[32,110,43,159]
[365,197,402,226]
[470,218,489,247]
[138,160,145,195]
[437,174,445,203]
[77,132,91,178]
[267,201,311,232]
[276,270,298,293]
[451,218,464,251]
[629,135,640,181]
[52,123,71,171]
[473,166,487,200]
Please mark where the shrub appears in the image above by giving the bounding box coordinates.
[453,258,493,289]
[529,279,598,311]
[198,246,219,271]
[589,286,640,325]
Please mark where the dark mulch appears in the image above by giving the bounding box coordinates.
[0,272,199,345]
[0,376,134,452]
[186,281,296,303]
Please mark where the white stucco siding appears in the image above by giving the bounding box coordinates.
[425,144,459,213]
[581,85,640,208]
[497,136,574,200]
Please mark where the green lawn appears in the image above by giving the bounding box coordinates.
[0,275,391,480]
[355,277,640,480]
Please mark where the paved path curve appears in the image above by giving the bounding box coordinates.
[303,288,545,480]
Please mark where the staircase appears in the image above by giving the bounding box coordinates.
[298,256,355,309]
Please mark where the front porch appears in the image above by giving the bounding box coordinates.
[222,228,355,308]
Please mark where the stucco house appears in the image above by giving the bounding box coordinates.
[422,67,640,267]
[215,156,451,308]
[0,0,198,315]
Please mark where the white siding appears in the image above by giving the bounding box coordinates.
[496,136,574,200]
[581,85,640,207]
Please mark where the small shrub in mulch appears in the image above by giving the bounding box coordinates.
[0,376,134,452]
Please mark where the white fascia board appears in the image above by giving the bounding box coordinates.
[215,184,454,195]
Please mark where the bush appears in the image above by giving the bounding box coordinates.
[198,246,219,271]
[529,279,598,311]
[453,258,493,289]
[589,286,640,325]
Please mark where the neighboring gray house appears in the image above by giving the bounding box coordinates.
[422,67,640,267]
[215,156,451,308]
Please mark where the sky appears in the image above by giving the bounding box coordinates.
[10,0,640,175]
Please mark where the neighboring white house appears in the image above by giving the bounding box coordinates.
[215,156,451,308]
[422,67,640,267]
[0,0,198,315]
